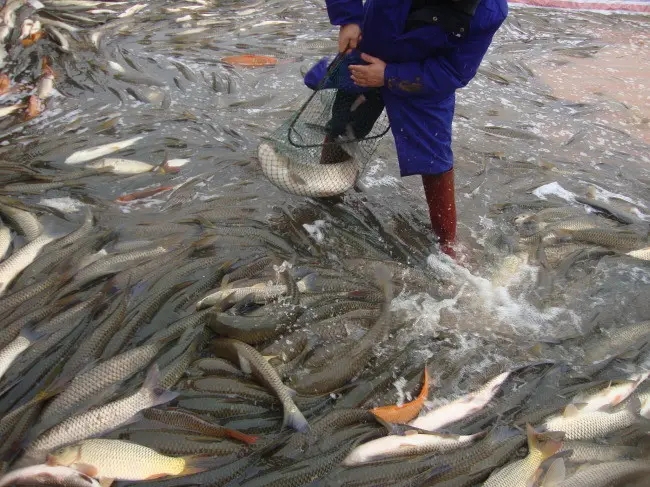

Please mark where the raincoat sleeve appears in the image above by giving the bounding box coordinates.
[383,16,504,101]
[326,0,364,26]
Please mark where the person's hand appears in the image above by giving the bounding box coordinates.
[338,24,361,53]
[349,53,386,88]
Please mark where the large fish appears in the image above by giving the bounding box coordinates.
[0,326,40,380]
[64,136,145,165]
[19,365,176,465]
[257,142,359,197]
[409,370,511,431]
[46,439,208,482]
[483,424,564,487]
[0,465,100,487]
[343,430,483,466]
[212,338,309,432]
[0,233,54,295]
[543,398,644,440]
[370,368,430,424]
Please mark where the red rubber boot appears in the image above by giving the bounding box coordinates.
[422,169,457,259]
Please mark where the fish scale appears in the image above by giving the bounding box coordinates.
[121,431,243,457]
[102,280,192,358]
[0,201,42,242]
[39,337,174,428]
[19,365,176,466]
[0,234,55,296]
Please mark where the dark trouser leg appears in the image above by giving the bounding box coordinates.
[422,169,457,257]
[320,89,384,165]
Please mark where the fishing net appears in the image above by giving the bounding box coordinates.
[258,53,390,197]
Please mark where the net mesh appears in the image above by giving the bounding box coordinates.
[258,55,390,198]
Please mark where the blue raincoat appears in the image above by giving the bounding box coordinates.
[318,0,508,176]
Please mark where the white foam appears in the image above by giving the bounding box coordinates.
[423,253,581,336]
[39,197,85,213]
[532,181,576,202]
[303,220,327,243]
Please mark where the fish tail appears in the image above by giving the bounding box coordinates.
[283,407,309,433]
[142,364,179,406]
[179,455,220,476]
[225,429,259,445]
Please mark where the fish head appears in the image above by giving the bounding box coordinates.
[47,444,81,467]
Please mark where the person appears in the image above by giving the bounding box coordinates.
[313,0,508,258]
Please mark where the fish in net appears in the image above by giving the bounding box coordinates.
[258,52,390,198]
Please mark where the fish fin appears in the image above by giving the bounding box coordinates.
[529,424,565,460]
[285,386,298,397]
[289,172,307,186]
[225,429,259,445]
[537,458,565,487]
[297,272,318,292]
[143,364,179,406]
[627,395,645,417]
[283,408,309,433]
[72,463,99,477]
[403,429,419,436]
[236,353,252,375]
[98,478,114,487]
[562,404,580,418]
[180,455,222,475]
[144,474,168,480]
[263,355,278,362]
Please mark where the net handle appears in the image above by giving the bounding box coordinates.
[286,53,345,146]
[287,52,391,149]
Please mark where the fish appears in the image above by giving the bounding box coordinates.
[556,228,645,252]
[0,198,43,241]
[0,225,10,260]
[0,465,101,487]
[211,337,309,432]
[543,398,643,441]
[257,142,360,197]
[370,367,430,424]
[538,459,650,487]
[115,185,174,203]
[64,136,145,165]
[46,438,209,481]
[626,246,650,260]
[0,233,54,295]
[19,364,177,465]
[580,321,650,365]
[196,273,315,309]
[142,408,258,444]
[85,158,156,174]
[571,373,648,413]
[0,102,24,117]
[116,430,243,457]
[288,266,393,394]
[37,73,54,100]
[409,370,511,431]
[221,54,277,67]
[0,325,40,381]
[38,336,177,430]
[343,430,484,466]
[483,424,564,487]
[558,441,641,463]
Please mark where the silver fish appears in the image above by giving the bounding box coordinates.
[20,365,176,465]
[258,142,359,197]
